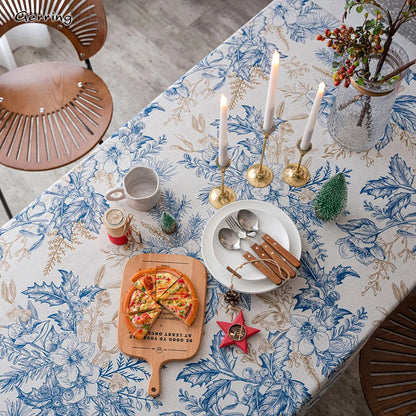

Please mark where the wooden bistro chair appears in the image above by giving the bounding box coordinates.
[360,288,416,415]
[0,0,113,219]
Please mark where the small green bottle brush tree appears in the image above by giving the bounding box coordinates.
[313,172,348,221]
[161,212,177,234]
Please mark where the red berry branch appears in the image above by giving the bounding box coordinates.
[317,0,416,87]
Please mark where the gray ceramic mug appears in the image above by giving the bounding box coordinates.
[106,166,160,211]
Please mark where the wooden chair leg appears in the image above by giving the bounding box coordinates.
[0,188,12,219]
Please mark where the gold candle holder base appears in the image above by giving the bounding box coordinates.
[282,163,310,187]
[209,186,236,209]
[246,123,275,188]
[282,139,312,187]
[209,158,236,209]
[246,164,273,188]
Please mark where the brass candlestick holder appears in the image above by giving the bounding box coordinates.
[209,158,236,209]
[246,123,275,188]
[282,139,312,187]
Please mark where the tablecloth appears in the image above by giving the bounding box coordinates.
[1,0,415,414]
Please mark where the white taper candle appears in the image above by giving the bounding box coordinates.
[219,94,228,167]
[300,82,326,150]
[263,50,280,132]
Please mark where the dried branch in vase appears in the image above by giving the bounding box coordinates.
[317,0,416,88]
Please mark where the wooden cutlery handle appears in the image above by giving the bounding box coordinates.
[242,251,282,286]
[250,244,283,284]
[259,242,295,278]
[262,233,301,269]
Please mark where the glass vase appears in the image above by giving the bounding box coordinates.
[327,43,409,152]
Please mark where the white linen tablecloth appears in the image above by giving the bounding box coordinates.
[0,1,415,414]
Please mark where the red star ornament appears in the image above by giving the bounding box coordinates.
[217,311,260,353]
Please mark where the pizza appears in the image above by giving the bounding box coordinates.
[123,286,160,314]
[127,309,162,340]
[154,267,183,300]
[159,275,198,325]
[123,265,198,340]
[131,267,157,297]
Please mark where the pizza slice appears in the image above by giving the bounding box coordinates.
[130,267,155,284]
[160,296,193,318]
[123,286,159,314]
[131,268,156,297]
[159,277,189,299]
[154,266,182,300]
[125,308,161,340]
[158,274,198,326]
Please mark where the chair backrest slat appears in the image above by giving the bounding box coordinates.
[0,0,107,60]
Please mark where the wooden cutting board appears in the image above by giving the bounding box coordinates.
[117,253,207,397]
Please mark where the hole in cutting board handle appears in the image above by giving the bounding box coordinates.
[148,362,162,396]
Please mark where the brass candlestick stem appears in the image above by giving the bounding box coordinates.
[282,139,312,187]
[246,123,275,188]
[209,158,236,209]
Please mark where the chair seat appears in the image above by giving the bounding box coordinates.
[360,289,416,416]
[0,62,112,171]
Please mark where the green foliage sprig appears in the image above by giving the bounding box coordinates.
[317,0,416,87]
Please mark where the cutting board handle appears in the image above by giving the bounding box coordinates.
[148,361,162,396]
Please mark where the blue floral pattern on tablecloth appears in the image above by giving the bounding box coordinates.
[0,0,415,414]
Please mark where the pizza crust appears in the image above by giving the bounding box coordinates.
[154,266,183,300]
[122,285,159,314]
[158,274,199,326]
[123,265,199,339]
[124,309,162,340]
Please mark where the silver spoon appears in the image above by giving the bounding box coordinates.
[237,208,301,269]
[218,228,243,252]
[237,209,261,236]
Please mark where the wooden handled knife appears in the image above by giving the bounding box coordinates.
[250,243,285,284]
[242,251,282,286]
[259,241,296,278]
[262,233,301,269]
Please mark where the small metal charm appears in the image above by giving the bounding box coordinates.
[228,323,246,341]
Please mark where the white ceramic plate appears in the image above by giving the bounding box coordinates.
[201,200,302,294]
